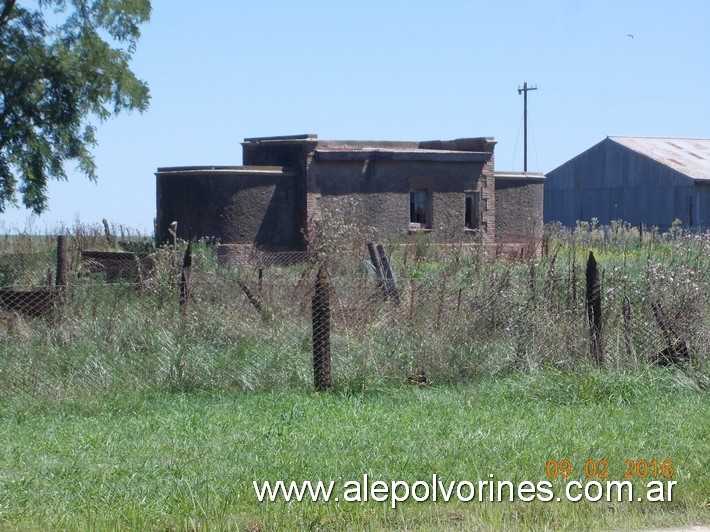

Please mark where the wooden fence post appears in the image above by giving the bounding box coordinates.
[376,243,400,304]
[55,235,68,299]
[312,266,332,391]
[367,242,387,298]
[585,251,603,367]
[237,279,263,314]
[179,241,193,312]
[102,218,112,244]
[258,267,263,297]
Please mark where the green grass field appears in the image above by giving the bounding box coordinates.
[1,224,708,529]
[1,369,707,531]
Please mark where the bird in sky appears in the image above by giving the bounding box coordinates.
[627,33,634,39]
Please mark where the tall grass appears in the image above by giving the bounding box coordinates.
[0,221,708,398]
[0,221,708,530]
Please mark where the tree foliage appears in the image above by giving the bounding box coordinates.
[0,0,151,213]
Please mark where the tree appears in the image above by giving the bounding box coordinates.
[0,0,150,213]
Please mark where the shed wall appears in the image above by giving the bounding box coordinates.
[545,138,699,230]
[694,183,710,229]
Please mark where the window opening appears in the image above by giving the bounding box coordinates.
[410,189,430,229]
[465,192,480,229]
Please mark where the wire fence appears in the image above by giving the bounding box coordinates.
[0,234,708,397]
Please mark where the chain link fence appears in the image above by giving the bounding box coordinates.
[1,233,708,397]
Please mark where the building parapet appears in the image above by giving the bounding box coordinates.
[155,166,298,176]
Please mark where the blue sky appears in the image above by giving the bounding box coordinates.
[2,0,709,234]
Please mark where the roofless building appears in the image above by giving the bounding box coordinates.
[156,134,544,256]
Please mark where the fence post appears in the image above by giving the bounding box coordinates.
[237,279,263,314]
[312,265,332,391]
[258,267,263,298]
[55,235,68,299]
[585,251,603,367]
[367,242,387,298]
[102,218,112,244]
[179,241,193,312]
[377,243,400,304]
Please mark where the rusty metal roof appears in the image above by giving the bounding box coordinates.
[609,137,710,181]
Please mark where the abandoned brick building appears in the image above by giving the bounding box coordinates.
[155,134,544,255]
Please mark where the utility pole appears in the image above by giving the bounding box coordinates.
[518,82,537,172]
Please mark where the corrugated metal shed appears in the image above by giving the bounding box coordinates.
[544,136,710,230]
[609,137,710,181]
